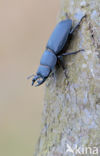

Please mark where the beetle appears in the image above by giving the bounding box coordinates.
[28,14,86,86]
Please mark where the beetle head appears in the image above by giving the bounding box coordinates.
[27,65,51,86]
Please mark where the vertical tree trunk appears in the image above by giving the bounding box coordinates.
[35,0,100,155]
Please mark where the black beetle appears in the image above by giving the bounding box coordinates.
[28,14,86,86]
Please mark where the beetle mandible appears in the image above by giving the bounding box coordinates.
[28,14,86,86]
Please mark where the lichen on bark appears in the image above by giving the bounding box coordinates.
[34,0,100,156]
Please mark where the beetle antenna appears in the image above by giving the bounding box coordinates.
[27,73,35,80]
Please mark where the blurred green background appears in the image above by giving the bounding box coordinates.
[0,0,59,155]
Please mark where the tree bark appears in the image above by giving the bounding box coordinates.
[34,0,100,155]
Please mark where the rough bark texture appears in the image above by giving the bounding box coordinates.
[34,0,100,155]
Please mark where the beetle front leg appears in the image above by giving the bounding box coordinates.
[57,56,68,78]
[61,49,84,56]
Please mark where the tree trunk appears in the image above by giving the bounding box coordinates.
[34,0,100,155]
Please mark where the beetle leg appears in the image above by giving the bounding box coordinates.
[70,14,86,35]
[57,56,68,78]
[61,49,84,56]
